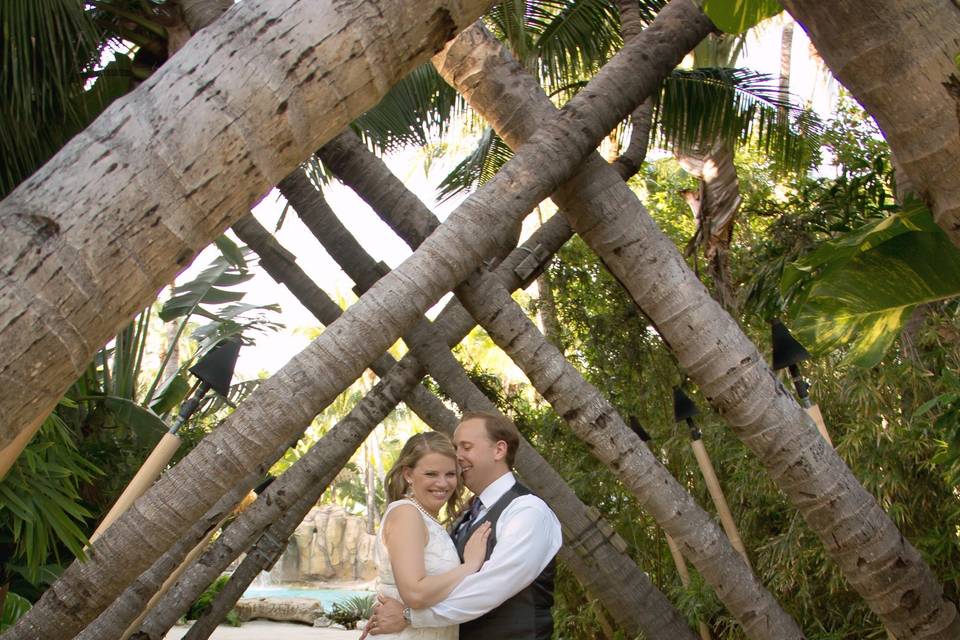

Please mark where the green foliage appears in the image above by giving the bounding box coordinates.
[328,593,375,629]
[486,0,630,88]
[0,406,100,584]
[437,127,514,202]
[0,592,31,632]
[0,0,104,196]
[701,0,783,34]
[353,64,464,154]
[655,67,821,174]
[185,574,241,626]
[790,204,960,367]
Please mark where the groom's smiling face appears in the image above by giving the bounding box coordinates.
[454,417,508,495]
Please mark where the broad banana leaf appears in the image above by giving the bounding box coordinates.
[702,0,782,34]
[792,207,960,367]
[159,251,255,322]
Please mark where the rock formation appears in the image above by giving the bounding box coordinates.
[274,504,378,583]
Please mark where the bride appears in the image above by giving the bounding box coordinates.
[371,432,491,639]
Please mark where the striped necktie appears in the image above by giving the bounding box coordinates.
[455,497,482,545]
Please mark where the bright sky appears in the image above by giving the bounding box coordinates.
[176,14,838,384]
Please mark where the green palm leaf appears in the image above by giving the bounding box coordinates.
[1,592,31,631]
[353,64,464,154]
[791,204,960,367]
[530,0,628,87]
[0,0,103,196]
[655,67,821,173]
[436,127,514,202]
[159,252,254,322]
[702,0,783,34]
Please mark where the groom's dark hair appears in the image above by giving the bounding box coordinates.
[460,411,520,468]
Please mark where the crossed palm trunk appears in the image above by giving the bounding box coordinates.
[109,52,680,633]
[317,118,802,637]
[21,7,726,640]
[5,3,715,637]
[432,19,959,640]
[119,197,696,640]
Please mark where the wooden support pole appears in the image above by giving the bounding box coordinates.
[90,432,181,543]
[805,404,833,446]
[689,438,750,567]
[665,534,712,640]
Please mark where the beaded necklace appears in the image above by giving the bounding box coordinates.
[406,494,443,527]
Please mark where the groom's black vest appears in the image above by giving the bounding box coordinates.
[453,481,556,640]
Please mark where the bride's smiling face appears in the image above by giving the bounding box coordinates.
[403,452,459,516]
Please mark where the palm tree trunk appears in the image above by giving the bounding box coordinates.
[221,206,696,639]
[180,490,315,640]
[75,468,268,640]
[779,0,960,246]
[5,5,712,637]
[613,0,656,180]
[779,19,793,97]
[326,104,803,639]
[438,17,960,640]
[0,0,499,478]
[534,211,565,350]
[178,0,234,32]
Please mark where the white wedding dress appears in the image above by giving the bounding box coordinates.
[374,499,460,639]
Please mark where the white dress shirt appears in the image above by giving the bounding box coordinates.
[410,471,562,627]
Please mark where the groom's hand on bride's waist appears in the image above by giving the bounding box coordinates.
[363,594,409,636]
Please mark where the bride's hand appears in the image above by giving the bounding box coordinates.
[462,521,492,571]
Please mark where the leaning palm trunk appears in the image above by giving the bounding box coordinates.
[283,162,697,639]
[328,97,803,640]
[4,5,711,637]
[124,202,689,638]
[180,488,322,640]
[75,470,266,640]
[437,19,960,639]
[0,0,499,474]
[777,0,960,247]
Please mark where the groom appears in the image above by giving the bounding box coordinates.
[365,411,562,639]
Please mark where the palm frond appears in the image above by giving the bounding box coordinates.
[0,0,104,196]
[653,67,823,174]
[533,0,623,87]
[302,155,334,191]
[352,63,464,154]
[436,127,514,202]
[484,0,538,64]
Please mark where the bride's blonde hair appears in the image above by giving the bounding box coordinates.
[384,432,462,521]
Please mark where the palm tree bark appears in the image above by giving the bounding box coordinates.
[4,5,711,637]
[75,470,264,640]
[318,130,801,637]
[0,0,499,475]
[613,0,656,180]
[284,160,698,639]
[779,0,960,246]
[436,17,960,640]
[180,491,313,640]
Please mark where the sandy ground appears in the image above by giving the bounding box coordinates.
[164,620,362,639]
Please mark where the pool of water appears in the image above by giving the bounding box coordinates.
[241,586,373,609]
